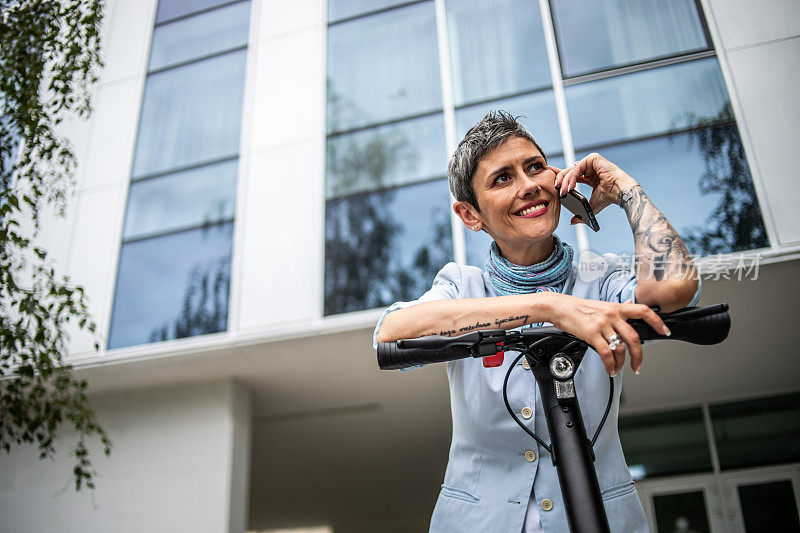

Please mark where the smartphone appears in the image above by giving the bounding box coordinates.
[560,189,600,232]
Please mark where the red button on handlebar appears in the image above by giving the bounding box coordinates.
[483,343,505,368]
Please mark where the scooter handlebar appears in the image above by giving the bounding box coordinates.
[376,342,472,370]
[377,304,731,370]
[631,303,731,345]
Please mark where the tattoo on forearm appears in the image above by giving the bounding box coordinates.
[420,314,531,337]
[621,185,694,281]
[494,314,530,327]
[458,321,490,332]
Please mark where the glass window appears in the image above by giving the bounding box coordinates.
[149,1,250,71]
[446,0,551,105]
[738,481,800,531]
[123,160,238,240]
[552,0,709,77]
[619,408,713,479]
[455,90,562,157]
[132,50,247,177]
[327,2,442,132]
[652,491,711,533]
[566,58,729,149]
[110,0,250,349]
[327,114,446,199]
[462,156,575,267]
[328,0,407,23]
[710,393,800,471]
[325,179,453,315]
[108,223,234,349]
[155,0,237,24]
[579,126,768,257]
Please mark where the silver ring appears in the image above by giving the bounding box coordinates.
[607,334,622,350]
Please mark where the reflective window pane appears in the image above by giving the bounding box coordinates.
[738,481,800,531]
[566,58,729,149]
[108,223,233,349]
[619,408,712,479]
[446,0,550,105]
[327,114,446,198]
[327,2,442,132]
[149,1,250,70]
[133,50,247,177]
[579,126,768,257]
[328,0,407,22]
[455,91,562,156]
[156,0,236,23]
[711,393,800,470]
[552,0,709,77]
[123,160,238,240]
[325,179,453,315]
[652,491,711,533]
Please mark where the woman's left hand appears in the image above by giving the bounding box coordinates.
[550,153,639,224]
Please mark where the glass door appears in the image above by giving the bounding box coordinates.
[638,465,800,532]
[724,466,800,532]
[638,474,727,532]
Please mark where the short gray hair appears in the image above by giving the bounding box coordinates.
[447,111,546,210]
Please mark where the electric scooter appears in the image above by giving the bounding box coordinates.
[377,304,731,533]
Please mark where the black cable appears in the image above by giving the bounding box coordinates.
[590,376,614,447]
[502,343,552,455]
[558,338,613,447]
[502,336,613,453]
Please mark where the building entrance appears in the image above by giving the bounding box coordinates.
[636,464,800,532]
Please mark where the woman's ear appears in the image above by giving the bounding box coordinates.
[453,201,483,232]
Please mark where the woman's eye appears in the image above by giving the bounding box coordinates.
[494,173,510,184]
[528,162,544,172]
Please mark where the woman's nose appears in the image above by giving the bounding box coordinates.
[518,174,541,198]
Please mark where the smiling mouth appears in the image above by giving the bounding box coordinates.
[515,201,549,217]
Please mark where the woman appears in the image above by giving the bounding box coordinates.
[374,112,699,532]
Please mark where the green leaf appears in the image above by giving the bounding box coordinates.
[1,0,109,494]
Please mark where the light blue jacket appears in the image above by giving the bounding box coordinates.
[374,254,700,532]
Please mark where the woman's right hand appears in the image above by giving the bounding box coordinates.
[547,294,670,375]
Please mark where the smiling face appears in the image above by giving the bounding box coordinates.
[454,136,561,265]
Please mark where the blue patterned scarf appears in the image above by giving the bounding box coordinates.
[485,235,574,296]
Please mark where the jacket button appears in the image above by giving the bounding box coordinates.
[522,358,530,370]
[524,450,536,462]
[521,407,533,419]
[541,499,553,511]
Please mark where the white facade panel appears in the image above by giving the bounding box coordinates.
[237,12,326,332]
[77,78,143,191]
[64,184,127,355]
[237,139,324,331]
[726,37,800,246]
[0,380,250,533]
[257,0,324,39]
[247,26,325,153]
[97,0,156,86]
[706,0,800,50]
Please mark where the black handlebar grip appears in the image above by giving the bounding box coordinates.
[376,343,471,370]
[633,305,731,345]
[664,310,731,345]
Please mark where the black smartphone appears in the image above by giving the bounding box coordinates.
[560,189,600,232]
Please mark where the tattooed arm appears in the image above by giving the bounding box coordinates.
[619,183,699,311]
[375,292,668,374]
[376,293,552,342]
[554,152,699,313]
